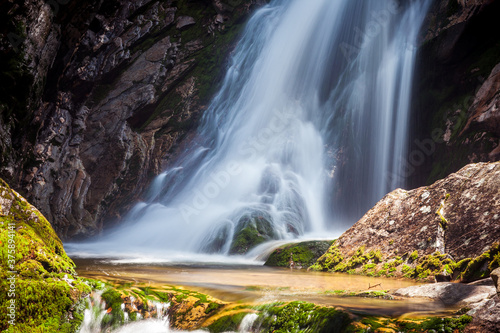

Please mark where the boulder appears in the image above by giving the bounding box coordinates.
[465,295,500,333]
[265,241,333,268]
[312,162,500,281]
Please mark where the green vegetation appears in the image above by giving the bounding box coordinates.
[264,240,333,268]
[208,302,351,333]
[229,214,276,254]
[352,314,472,333]
[310,239,500,282]
[101,289,125,329]
[455,242,500,282]
[0,179,91,332]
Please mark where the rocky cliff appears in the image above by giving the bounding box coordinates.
[1,0,499,241]
[409,0,500,187]
[0,0,265,239]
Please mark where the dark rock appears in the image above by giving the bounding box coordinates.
[176,16,196,30]
[462,62,500,138]
[0,0,264,239]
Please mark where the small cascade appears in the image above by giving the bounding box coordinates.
[78,290,172,333]
[238,313,260,333]
[79,291,107,333]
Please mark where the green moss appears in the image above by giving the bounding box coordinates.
[101,289,124,328]
[256,301,351,333]
[310,241,344,272]
[353,314,472,333]
[207,312,249,333]
[0,179,90,332]
[456,243,500,282]
[229,213,276,255]
[264,241,333,268]
[411,252,456,280]
[409,250,419,261]
[205,302,221,314]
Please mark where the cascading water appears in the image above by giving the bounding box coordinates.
[68,0,431,257]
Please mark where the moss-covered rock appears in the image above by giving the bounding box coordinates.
[0,178,90,332]
[207,301,351,333]
[265,240,333,268]
[229,213,276,255]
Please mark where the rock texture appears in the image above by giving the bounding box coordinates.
[462,62,500,158]
[393,281,496,307]
[410,0,500,187]
[337,161,499,261]
[492,267,500,295]
[465,295,500,333]
[313,162,500,280]
[0,0,264,239]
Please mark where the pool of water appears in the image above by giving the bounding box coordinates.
[74,258,453,317]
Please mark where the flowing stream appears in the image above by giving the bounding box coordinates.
[68,0,431,258]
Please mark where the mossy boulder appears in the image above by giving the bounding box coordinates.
[229,213,277,255]
[0,178,90,332]
[264,241,333,268]
[207,301,351,333]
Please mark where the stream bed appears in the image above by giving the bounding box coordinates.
[74,258,456,318]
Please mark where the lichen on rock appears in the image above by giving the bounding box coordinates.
[312,162,500,282]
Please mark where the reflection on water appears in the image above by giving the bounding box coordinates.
[75,259,454,317]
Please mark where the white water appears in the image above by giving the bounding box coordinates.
[67,0,430,258]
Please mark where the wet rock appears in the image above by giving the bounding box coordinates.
[229,213,277,255]
[0,0,264,239]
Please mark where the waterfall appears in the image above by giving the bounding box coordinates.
[68,0,431,257]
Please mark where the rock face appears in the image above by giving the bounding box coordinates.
[0,0,265,239]
[462,62,500,156]
[410,0,500,187]
[313,162,500,281]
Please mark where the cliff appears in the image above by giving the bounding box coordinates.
[0,0,265,239]
[409,0,500,187]
[0,0,499,241]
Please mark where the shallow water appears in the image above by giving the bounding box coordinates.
[75,259,453,317]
